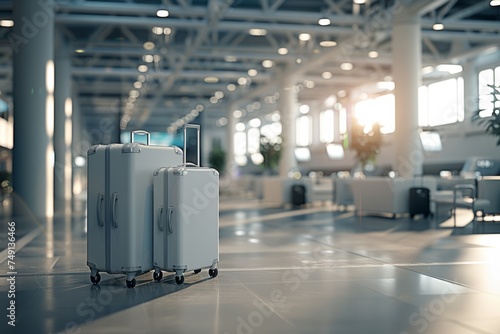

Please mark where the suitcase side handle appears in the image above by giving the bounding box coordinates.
[158,206,164,231]
[130,130,150,145]
[96,192,104,227]
[183,124,200,167]
[111,192,118,227]
[167,206,174,233]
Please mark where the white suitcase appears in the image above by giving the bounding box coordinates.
[87,130,183,288]
[153,125,219,284]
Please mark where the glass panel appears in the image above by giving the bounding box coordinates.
[296,116,312,146]
[320,109,334,143]
[234,132,246,155]
[247,128,260,154]
[478,69,494,117]
[428,78,458,126]
[339,108,347,135]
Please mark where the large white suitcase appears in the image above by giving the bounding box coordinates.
[87,131,183,288]
[153,125,219,284]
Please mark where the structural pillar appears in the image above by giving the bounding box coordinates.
[12,0,56,218]
[462,59,478,129]
[392,8,423,177]
[278,75,298,177]
[224,105,237,179]
[54,32,73,213]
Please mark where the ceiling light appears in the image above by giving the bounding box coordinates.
[296,58,302,64]
[0,20,14,27]
[299,105,310,114]
[196,104,204,112]
[340,62,353,71]
[133,82,142,89]
[233,110,243,118]
[129,90,140,98]
[164,27,172,35]
[143,54,154,63]
[215,91,224,99]
[249,28,267,36]
[278,47,288,55]
[337,90,347,97]
[262,60,274,68]
[237,77,247,85]
[235,122,246,131]
[320,40,337,47]
[325,96,336,107]
[304,80,315,89]
[322,71,332,79]
[204,76,219,83]
[490,0,500,6]
[432,23,444,31]
[227,84,236,91]
[156,9,169,18]
[299,33,311,41]
[138,65,148,72]
[137,75,146,82]
[248,69,258,76]
[353,0,366,4]
[143,41,155,50]
[318,18,331,26]
[225,55,237,62]
[210,96,219,104]
[368,50,379,58]
[75,49,85,54]
[249,118,261,128]
[152,27,163,35]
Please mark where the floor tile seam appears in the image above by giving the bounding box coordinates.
[0,226,44,264]
[231,275,295,327]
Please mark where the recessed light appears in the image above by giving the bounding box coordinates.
[433,23,444,31]
[490,0,500,6]
[318,18,331,26]
[249,28,267,36]
[156,9,169,18]
[368,50,379,58]
[353,0,366,4]
[340,62,353,71]
[75,49,85,54]
[143,42,155,50]
[322,71,332,79]
[225,55,237,62]
[299,33,311,41]
[262,60,274,68]
[204,76,219,83]
[319,40,337,47]
[248,69,258,77]
[0,20,14,27]
[138,65,148,73]
[278,47,288,55]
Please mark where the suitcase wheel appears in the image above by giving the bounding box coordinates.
[90,273,101,285]
[209,268,218,278]
[175,275,184,285]
[126,278,136,288]
[153,271,163,281]
[193,269,202,274]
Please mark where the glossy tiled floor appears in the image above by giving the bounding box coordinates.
[1,197,500,334]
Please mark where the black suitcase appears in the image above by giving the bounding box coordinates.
[409,175,431,219]
[291,184,306,207]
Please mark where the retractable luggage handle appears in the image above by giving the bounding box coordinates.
[183,124,200,167]
[130,130,150,145]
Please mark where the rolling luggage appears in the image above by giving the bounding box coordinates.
[409,175,431,219]
[87,131,183,288]
[153,124,219,284]
[291,184,306,207]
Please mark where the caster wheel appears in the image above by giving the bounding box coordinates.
[175,275,184,285]
[209,268,218,278]
[193,269,202,274]
[153,271,163,281]
[90,273,101,285]
[126,278,136,288]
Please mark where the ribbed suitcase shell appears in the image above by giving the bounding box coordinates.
[87,142,182,287]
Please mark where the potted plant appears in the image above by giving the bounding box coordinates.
[208,146,226,174]
[472,84,500,146]
[260,135,281,174]
[350,121,383,173]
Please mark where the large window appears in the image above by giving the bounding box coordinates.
[419,77,464,126]
[296,115,312,146]
[353,94,395,134]
[319,109,334,143]
[478,67,500,118]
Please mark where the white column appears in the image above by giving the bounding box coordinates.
[12,0,56,218]
[224,105,236,179]
[54,32,73,213]
[278,75,298,177]
[462,59,478,130]
[392,9,423,177]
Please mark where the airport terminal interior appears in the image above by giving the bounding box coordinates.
[1,0,500,333]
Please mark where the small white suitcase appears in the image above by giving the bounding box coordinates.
[153,125,219,284]
[87,131,183,288]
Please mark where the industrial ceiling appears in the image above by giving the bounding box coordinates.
[0,0,499,134]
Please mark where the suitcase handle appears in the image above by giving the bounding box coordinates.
[111,192,118,227]
[96,192,104,227]
[167,206,174,233]
[183,124,200,167]
[158,206,164,231]
[130,130,150,145]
